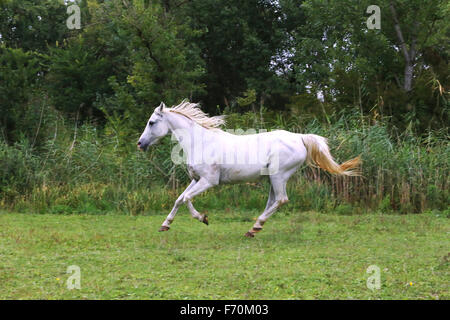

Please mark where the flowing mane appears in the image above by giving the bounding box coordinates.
[167,100,225,130]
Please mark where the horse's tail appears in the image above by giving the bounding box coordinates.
[301,134,361,176]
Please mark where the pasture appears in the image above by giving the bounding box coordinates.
[0,210,448,300]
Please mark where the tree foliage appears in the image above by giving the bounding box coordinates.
[0,0,448,144]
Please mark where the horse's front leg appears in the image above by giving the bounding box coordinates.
[159,179,197,231]
[186,201,209,225]
[182,177,216,202]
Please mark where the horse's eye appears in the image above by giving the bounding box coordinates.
[149,121,155,126]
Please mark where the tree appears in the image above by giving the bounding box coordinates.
[180,0,290,112]
[46,38,113,120]
[0,47,42,142]
[83,0,205,111]
[0,0,68,52]
[286,0,449,129]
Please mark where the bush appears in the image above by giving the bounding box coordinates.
[0,139,42,201]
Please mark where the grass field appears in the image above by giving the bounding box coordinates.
[0,210,448,300]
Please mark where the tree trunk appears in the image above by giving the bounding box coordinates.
[404,62,414,92]
[389,1,417,93]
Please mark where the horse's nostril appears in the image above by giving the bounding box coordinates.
[137,141,141,146]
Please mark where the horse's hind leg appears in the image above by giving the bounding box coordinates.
[245,175,290,238]
[252,185,275,228]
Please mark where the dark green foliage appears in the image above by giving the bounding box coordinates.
[0,0,68,52]
[181,0,288,111]
[288,0,449,131]
[0,47,44,143]
[46,39,113,120]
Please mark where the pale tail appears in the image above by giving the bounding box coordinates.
[301,134,361,176]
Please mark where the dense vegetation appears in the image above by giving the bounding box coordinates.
[0,0,448,215]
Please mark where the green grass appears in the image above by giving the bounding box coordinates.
[0,210,448,299]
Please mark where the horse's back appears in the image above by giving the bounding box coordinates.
[216,130,306,183]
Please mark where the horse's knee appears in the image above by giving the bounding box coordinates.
[174,198,184,207]
[176,193,191,205]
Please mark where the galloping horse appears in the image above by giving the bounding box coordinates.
[138,101,361,237]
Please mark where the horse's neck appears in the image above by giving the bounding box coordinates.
[166,112,217,160]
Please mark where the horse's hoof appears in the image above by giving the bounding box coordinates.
[159,226,170,232]
[201,215,209,225]
[244,231,255,238]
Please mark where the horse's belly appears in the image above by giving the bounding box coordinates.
[219,165,265,183]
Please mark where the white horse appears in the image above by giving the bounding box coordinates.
[138,101,361,237]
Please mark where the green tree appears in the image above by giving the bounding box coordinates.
[46,38,113,120]
[83,0,205,114]
[287,0,449,130]
[0,47,42,142]
[0,0,68,52]
[180,0,290,112]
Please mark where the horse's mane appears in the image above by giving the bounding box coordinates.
[167,100,225,130]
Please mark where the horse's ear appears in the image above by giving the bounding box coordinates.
[155,102,165,114]
[159,102,166,111]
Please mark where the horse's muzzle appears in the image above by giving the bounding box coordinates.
[137,141,148,151]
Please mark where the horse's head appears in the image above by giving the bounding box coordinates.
[137,102,170,151]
